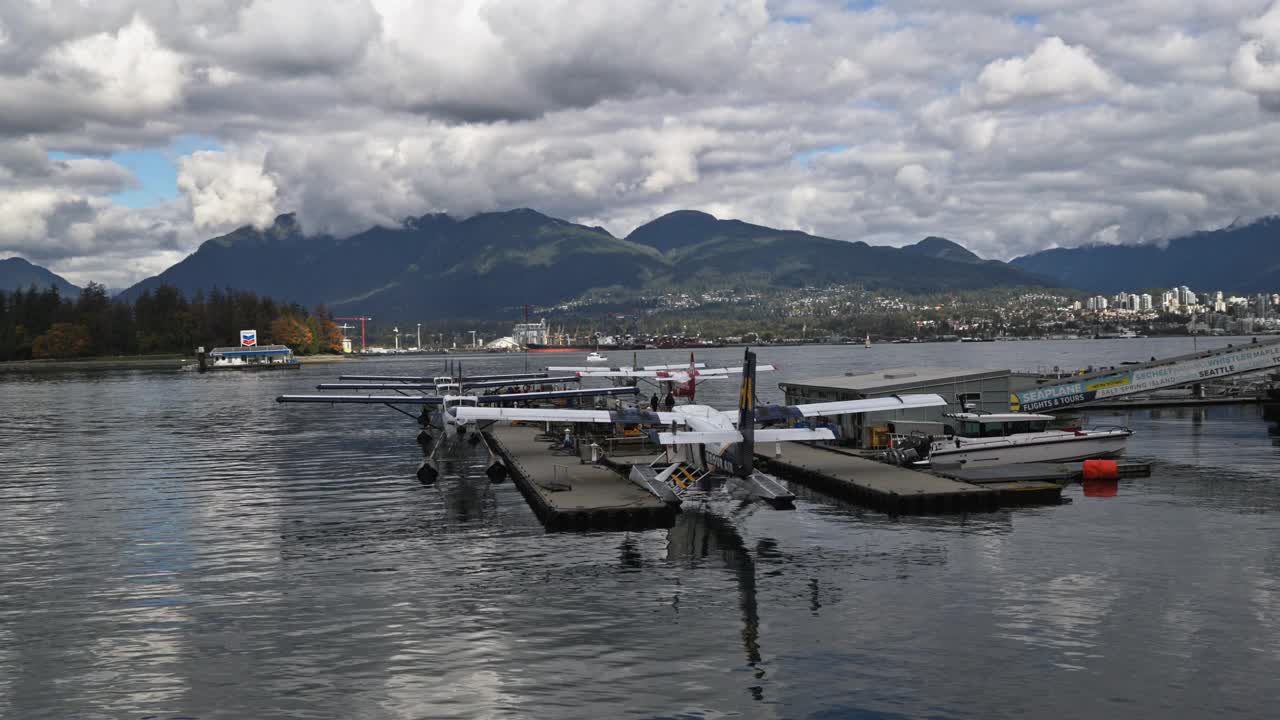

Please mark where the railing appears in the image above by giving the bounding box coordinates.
[604,434,657,456]
[552,464,573,490]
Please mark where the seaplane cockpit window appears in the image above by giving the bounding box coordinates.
[1028,420,1049,433]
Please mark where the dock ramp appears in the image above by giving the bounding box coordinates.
[1012,337,1280,412]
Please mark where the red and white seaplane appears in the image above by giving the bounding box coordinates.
[548,353,774,403]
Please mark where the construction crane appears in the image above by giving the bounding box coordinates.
[335,316,372,352]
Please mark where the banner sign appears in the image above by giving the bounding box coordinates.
[240,329,257,347]
[1011,341,1280,412]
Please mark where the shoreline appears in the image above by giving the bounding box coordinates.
[0,353,357,373]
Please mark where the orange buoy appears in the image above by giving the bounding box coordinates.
[1082,477,1119,497]
[1082,459,1119,481]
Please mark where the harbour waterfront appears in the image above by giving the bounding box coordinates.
[3,338,1280,718]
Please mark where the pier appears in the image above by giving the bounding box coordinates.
[756,443,1066,514]
[485,424,676,532]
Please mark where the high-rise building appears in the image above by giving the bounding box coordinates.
[1128,293,1140,311]
[1140,294,1153,311]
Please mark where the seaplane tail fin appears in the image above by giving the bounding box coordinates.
[735,347,757,476]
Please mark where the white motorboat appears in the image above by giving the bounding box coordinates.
[586,351,607,363]
[924,412,1131,467]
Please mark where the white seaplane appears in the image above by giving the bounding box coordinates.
[549,353,775,403]
[456,349,947,506]
[278,367,639,483]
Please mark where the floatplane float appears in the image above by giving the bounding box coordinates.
[277,362,638,483]
[455,348,948,508]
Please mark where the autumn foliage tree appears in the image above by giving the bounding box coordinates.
[31,322,93,358]
[270,315,313,349]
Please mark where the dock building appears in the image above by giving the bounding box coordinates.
[779,367,1010,448]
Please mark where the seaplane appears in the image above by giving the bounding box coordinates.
[277,365,639,484]
[454,348,947,507]
[548,353,775,403]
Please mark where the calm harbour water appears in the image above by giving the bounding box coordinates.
[3,338,1280,719]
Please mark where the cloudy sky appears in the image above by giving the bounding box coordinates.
[2,0,1280,288]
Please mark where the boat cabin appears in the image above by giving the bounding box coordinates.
[945,412,1054,438]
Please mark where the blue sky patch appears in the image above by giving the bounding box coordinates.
[794,144,850,167]
[48,134,223,208]
[1013,14,1038,26]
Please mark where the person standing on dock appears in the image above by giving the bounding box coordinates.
[650,393,659,412]
[663,392,676,411]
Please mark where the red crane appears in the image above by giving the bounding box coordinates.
[335,316,372,352]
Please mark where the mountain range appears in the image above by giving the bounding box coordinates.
[0,257,80,296]
[1011,217,1280,293]
[117,209,1045,319]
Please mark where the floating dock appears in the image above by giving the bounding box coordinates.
[936,461,1152,483]
[485,425,676,531]
[756,444,1066,514]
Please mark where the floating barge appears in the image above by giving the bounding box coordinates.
[756,444,1002,514]
[485,424,676,532]
[199,345,299,372]
[756,443,1069,514]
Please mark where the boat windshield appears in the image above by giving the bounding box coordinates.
[957,419,1050,437]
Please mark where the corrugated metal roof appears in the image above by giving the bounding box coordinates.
[780,366,1007,394]
[209,345,294,357]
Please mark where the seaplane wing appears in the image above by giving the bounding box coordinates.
[656,430,743,445]
[754,427,836,442]
[454,406,687,425]
[277,394,444,405]
[644,362,707,370]
[474,386,638,404]
[546,363,706,373]
[337,372,552,383]
[736,393,948,423]
[562,364,775,380]
[655,427,835,445]
[689,364,777,376]
[315,376,580,391]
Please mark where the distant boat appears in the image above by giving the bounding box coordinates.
[864,334,872,348]
[586,351,607,363]
[925,412,1132,466]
